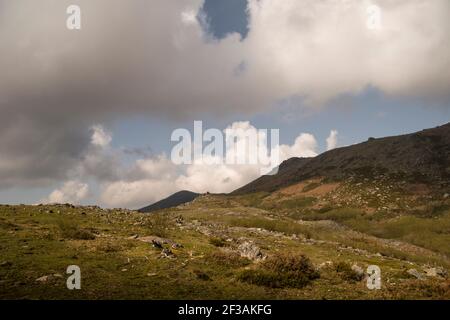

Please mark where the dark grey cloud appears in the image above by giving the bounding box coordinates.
[0,0,252,188]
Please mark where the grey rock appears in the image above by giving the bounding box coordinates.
[161,248,174,258]
[35,275,49,283]
[238,241,264,260]
[407,268,425,280]
[423,267,447,278]
[152,239,163,249]
[351,264,365,279]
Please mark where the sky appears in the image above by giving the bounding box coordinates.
[0,0,449,209]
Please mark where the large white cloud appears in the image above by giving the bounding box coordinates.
[244,0,450,104]
[99,121,320,209]
[43,181,89,204]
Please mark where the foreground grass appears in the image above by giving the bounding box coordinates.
[0,196,449,299]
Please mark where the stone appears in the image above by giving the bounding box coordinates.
[423,267,447,278]
[318,261,333,269]
[35,275,49,283]
[160,248,175,258]
[238,241,264,260]
[407,268,425,280]
[351,264,365,280]
[152,239,163,249]
[0,261,12,267]
[171,243,183,249]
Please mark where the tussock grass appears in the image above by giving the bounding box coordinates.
[335,262,364,282]
[239,253,320,288]
[57,219,95,240]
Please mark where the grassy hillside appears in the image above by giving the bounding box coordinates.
[1,182,449,299]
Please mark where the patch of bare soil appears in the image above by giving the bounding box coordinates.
[277,178,340,197]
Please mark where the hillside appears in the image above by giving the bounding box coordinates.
[233,123,450,195]
[1,197,449,299]
[1,123,450,300]
[138,190,200,213]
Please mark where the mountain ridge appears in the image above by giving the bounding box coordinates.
[232,122,450,195]
[138,190,200,213]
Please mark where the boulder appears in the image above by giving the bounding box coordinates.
[351,264,365,280]
[423,267,447,278]
[161,248,175,258]
[407,268,425,280]
[35,275,49,283]
[238,241,264,260]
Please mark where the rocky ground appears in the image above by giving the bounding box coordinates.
[1,178,450,300]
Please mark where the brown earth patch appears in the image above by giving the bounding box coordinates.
[277,179,340,197]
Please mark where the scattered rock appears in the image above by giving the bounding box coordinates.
[351,264,365,280]
[238,241,264,260]
[161,248,175,258]
[444,193,449,199]
[147,273,157,277]
[139,236,182,249]
[171,243,183,249]
[423,267,447,278]
[152,239,163,249]
[0,261,12,267]
[35,275,49,283]
[407,268,425,280]
[318,261,333,269]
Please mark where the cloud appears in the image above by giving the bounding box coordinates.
[278,133,318,160]
[91,125,112,147]
[0,0,449,190]
[99,121,320,209]
[43,181,89,204]
[326,130,339,151]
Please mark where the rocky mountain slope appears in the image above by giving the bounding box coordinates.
[1,123,450,299]
[233,122,450,195]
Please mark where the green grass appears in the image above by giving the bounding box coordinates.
[294,208,364,223]
[1,196,449,300]
[278,197,316,209]
[57,219,96,240]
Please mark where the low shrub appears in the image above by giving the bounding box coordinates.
[193,270,211,281]
[335,262,364,282]
[207,250,250,268]
[57,220,95,240]
[148,213,170,237]
[209,237,227,247]
[238,253,319,288]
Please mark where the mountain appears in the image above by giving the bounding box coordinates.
[3,123,450,299]
[233,122,450,195]
[138,190,200,213]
